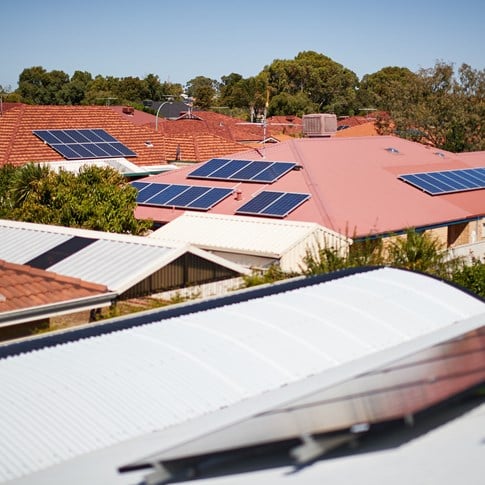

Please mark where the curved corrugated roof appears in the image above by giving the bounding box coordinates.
[0,267,483,482]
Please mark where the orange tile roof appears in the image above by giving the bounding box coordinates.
[0,259,108,312]
[0,105,247,167]
[112,106,304,144]
[335,121,378,137]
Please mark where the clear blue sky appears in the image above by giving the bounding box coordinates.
[1,0,484,90]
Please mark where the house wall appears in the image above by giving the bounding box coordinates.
[287,232,350,273]
[211,251,277,270]
[120,254,240,300]
[0,319,49,342]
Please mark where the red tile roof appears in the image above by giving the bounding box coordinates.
[112,106,303,144]
[0,105,247,166]
[335,121,378,137]
[134,136,485,238]
[0,259,108,312]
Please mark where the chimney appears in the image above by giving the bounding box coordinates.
[235,190,242,201]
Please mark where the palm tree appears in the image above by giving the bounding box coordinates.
[386,229,447,275]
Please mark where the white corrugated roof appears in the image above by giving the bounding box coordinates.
[0,225,70,264]
[48,239,181,292]
[149,212,349,257]
[0,267,483,483]
[0,219,248,292]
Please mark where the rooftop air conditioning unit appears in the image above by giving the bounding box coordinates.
[302,113,337,137]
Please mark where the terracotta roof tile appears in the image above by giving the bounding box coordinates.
[113,106,304,144]
[0,105,248,167]
[0,259,108,312]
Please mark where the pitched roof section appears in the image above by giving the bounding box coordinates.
[112,106,304,144]
[134,136,485,237]
[150,212,349,257]
[0,259,108,313]
[0,105,247,166]
[0,219,249,293]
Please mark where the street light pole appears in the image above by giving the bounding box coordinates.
[155,100,173,131]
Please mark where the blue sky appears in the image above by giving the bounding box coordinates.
[1,0,484,90]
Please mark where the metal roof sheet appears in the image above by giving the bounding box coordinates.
[48,239,179,292]
[0,267,483,483]
[150,212,349,257]
[0,220,248,293]
[0,225,71,264]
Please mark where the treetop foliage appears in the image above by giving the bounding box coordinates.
[2,51,484,152]
[0,164,151,235]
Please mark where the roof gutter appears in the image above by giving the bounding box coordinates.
[0,292,117,328]
[354,216,484,242]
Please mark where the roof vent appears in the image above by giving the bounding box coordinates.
[434,152,445,158]
[385,147,399,154]
[302,114,337,137]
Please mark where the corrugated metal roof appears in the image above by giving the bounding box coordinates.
[49,239,180,292]
[150,212,350,257]
[0,225,70,264]
[0,267,483,483]
[0,220,249,293]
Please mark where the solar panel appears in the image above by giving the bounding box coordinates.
[130,181,150,192]
[187,187,233,209]
[187,159,229,177]
[399,167,485,195]
[132,182,233,210]
[236,191,310,218]
[33,129,137,160]
[188,158,297,183]
[133,183,170,203]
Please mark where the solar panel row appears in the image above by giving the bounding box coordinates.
[236,191,311,218]
[132,182,234,210]
[33,129,137,160]
[188,158,296,183]
[132,182,310,217]
[399,167,485,195]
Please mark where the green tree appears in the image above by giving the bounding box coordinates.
[1,164,151,234]
[451,257,485,298]
[18,66,70,104]
[266,51,359,115]
[386,229,447,275]
[61,70,93,105]
[357,66,420,112]
[268,91,317,117]
[185,76,219,109]
[380,61,485,152]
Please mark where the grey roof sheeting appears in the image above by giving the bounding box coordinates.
[0,267,484,483]
[49,239,183,292]
[0,225,70,264]
[0,219,249,293]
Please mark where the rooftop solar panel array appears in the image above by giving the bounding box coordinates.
[33,129,137,160]
[188,158,296,183]
[132,182,234,210]
[236,191,310,218]
[399,167,485,195]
